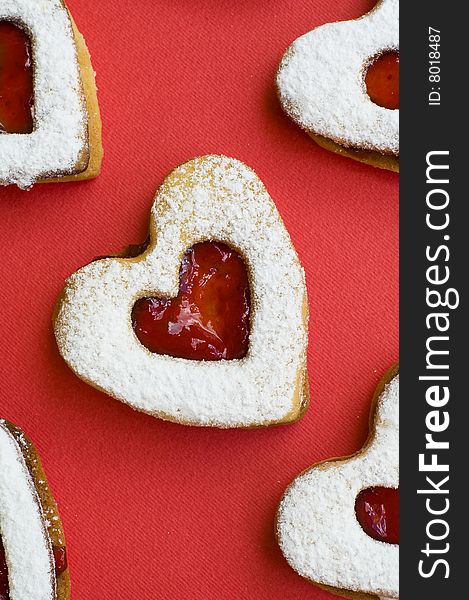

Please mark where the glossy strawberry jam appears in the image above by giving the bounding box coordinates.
[53,546,68,575]
[365,50,399,110]
[0,539,67,599]
[0,21,34,134]
[132,241,250,360]
[355,486,399,544]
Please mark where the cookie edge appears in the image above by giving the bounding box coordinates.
[1,420,70,600]
[40,9,103,183]
[52,154,310,428]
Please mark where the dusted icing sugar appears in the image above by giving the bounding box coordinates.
[54,155,308,427]
[0,0,87,188]
[0,421,54,600]
[277,0,399,155]
[277,374,399,598]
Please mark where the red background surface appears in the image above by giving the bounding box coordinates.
[0,1,398,598]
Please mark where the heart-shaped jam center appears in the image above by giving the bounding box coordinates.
[0,21,34,134]
[365,50,399,110]
[132,241,251,360]
[355,486,399,544]
[0,539,67,599]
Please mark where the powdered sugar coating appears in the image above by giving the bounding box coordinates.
[54,155,308,427]
[0,0,87,188]
[277,374,399,598]
[0,421,54,600]
[277,0,399,155]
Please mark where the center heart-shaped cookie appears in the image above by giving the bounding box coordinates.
[54,155,309,428]
[0,21,34,134]
[132,241,250,361]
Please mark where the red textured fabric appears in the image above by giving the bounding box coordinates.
[0,1,397,598]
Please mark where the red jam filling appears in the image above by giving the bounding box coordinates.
[365,50,399,110]
[355,486,399,544]
[53,546,68,575]
[132,241,250,360]
[0,21,34,134]
[0,540,67,599]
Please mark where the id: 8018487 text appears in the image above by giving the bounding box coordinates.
[428,27,441,106]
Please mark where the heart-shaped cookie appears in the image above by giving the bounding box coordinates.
[276,365,399,599]
[54,155,309,428]
[0,0,103,188]
[276,0,399,171]
[0,420,69,600]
